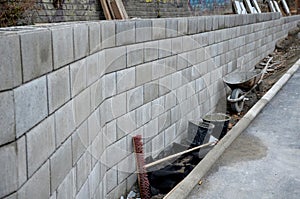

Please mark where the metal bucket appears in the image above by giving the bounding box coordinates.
[187,121,215,147]
[203,113,231,140]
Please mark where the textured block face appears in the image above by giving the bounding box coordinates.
[70,58,87,97]
[56,169,76,199]
[73,24,89,60]
[116,21,135,46]
[47,66,71,113]
[72,121,88,165]
[144,81,159,104]
[88,110,101,145]
[116,111,136,139]
[52,26,74,69]
[166,19,178,38]
[0,34,22,90]
[117,68,136,94]
[0,91,15,145]
[55,101,76,147]
[20,29,53,82]
[144,41,159,62]
[74,88,91,127]
[86,53,100,86]
[50,138,72,193]
[136,63,152,86]
[159,39,172,58]
[14,76,48,137]
[178,18,188,35]
[18,161,50,199]
[111,93,127,119]
[89,22,101,53]
[104,46,126,73]
[76,151,91,192]
[105,137,127,168]
[27,116,55,177]
[136,20,152,42]
[0,143,18,198]
[102,72,117,99]
[152,19,166,40]
[127,86,143,111]
[127,44,144,67]
[101,21,116,49]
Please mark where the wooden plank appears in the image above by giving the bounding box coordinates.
[251,0,262,13]
[233,1,242,14]
[268,0,276,12]
[239,2,248,14]
[99,0,112,20]
[110,0,123,19]
[106,0,116,19]
[281,0,291,15]
[116,0,129,19]
[273,1,282,13]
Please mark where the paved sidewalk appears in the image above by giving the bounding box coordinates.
[188,68,300,199]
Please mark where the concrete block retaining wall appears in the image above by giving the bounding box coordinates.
[0,13,299,199]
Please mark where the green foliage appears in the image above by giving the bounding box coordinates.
[0,0,37,27]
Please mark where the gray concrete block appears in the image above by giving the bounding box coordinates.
[212,16,219,31]
[182,35,195,52]
[101,21,116,49]
[116,111,137,139]
[72,121,88,165]
[152,59,166,80]
[76,151,91,192]
[88,110,101,145]
[152,19,166,40]
[136,20,152,42]
[70,58,87,97]
[144,41,159,62]
[166,18,178,38]
[136,103,151,127]
[0,91,15,145]
[117,154,136,184]
[20,29,53,82]
[50,138,72,193]
[144,80,159,104]
[117,68,136,94]
[165,92,177,110]
[171,37,183,54]
[136,62,152,86]
[159,75,172,96]
[198,17,206,33]
[18,161,50,199]
[172,71,182,89]
[0,34,22,91]
[55,101,76,147]
[152,96,165,119]
[178,18,188,35]
[74,88,91,127]
[181,68,192,84]
[106,167,118,193]
[116,21,135,46]
[75,178,90,199]
[177,53,188,70]
[91,129,104,166]
[176,85,187,103]
[47,66,71,113]
[27,115,55,177]
[51,26,74,69]
[188,17,198,34]
[143,117,158,142]
[127,43,144,67]
[15,76,48,137]
[104,46,126,73]
[105,137,128,168]
[159,39,172,58]
[171,105,181,124]
[152,132,164,155]
[112,93,127,119]
[0,143,18,197]
[87,53,100,86]
[127,86,144,111]
[164,124,176,147]
[104,120,117,146]
[102,72,117,99]
[17,136,27,187]
[89,162,101,197]
[205,16,213,32]
[100,98,114,126]
[73,24,89,60]
[57,169,76,199]
[89,22,101,54]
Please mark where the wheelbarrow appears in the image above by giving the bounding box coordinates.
[223,57,273,112]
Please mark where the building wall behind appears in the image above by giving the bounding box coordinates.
[0,13,299,199]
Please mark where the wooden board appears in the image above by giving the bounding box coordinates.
[106,0,116,19]
[273,1,282,13]
[251,0,262,13]
[116,0,129,19]
[281,0,291,15]
[268,0,276,12]
[233,1,242,14]
[109,0,123,19]
[100,0,112,20]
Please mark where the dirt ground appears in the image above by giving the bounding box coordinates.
[228,24,300,128]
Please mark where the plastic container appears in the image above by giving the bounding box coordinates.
[187,121,215,147]
[203,113,231,140]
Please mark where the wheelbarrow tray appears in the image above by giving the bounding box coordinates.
[223,70,262,91]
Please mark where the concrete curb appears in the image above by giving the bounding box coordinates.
[164,59,300,199]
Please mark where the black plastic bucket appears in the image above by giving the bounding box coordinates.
[203,113,231,140]
[187,121,215,147]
